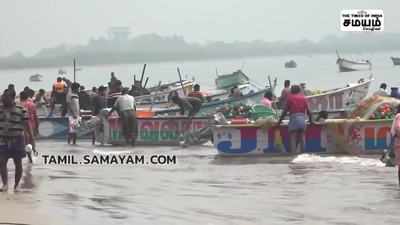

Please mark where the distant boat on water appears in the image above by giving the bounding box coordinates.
[58,69,67,75]
[336,51,372,72]
[284,60,297,69]
[29,74,43,82]
[391,57,400,66]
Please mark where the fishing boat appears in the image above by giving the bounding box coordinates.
[58,69,67,75]
[153,82,268,117]
[37,111,212,146]
[306,77,373,113]
[336,52,372,72]
[284,60,297,69]
[99,115,212,146]
[135,80,194,106]
[29,74,43,82]
[213,96,397,156]
[215,70,250,89]
[391,57,400,66]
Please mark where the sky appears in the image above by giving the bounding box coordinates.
[0,0,398,56]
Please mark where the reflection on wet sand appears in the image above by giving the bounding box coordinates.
[1,140,400,225]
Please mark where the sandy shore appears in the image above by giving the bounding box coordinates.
[0,192,58,225]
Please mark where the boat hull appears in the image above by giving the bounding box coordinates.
[306,78,372,112]
[337,58,372,72]
[213,119,392,156]
[135,80,193,106]
[38,116,211,146]
[391,57,400,66]
[215,70,250,89]
[154,89,267,116]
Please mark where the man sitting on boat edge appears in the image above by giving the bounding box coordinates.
[168,91,202,119]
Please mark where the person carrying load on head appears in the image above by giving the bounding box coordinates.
[169,91,202,119]
[107,88,138,146]
[49,77,67,117]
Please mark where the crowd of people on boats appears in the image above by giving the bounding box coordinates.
[2,71,400,192]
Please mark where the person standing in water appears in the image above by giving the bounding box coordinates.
[277,85,312,153]
[108,88,137,146]
[19,91,38,163]
[390,105,400,184]
[0,89,34,192]
[67,83,81,145]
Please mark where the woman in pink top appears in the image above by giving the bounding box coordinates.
[261,90,274,108]
[277,85,312,153]
[390,105,400,183]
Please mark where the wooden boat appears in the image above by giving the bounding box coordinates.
[215,70,250,89]
[284,60,297,68]
[213,119,391,155]
[58,69,67,75]
[306,77,373,113]
[153,82,267,117]
[213,95,397,156]
[391,57,400,66]
[100,115,212,146]
[29,74,43,82]
[336,55,372,72]
[37,114,212,146]
[135,80,194,106]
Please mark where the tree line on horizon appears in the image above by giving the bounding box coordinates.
[1,32,400,69]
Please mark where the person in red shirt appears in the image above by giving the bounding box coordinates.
[188,84,205,102]
[19,91,38,163]
[277,85,312,153]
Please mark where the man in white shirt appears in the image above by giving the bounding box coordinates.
[373,83,389,97]
[108,88,137,145]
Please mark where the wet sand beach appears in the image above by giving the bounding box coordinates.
[1,140,400,225]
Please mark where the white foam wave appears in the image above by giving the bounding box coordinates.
[92,149,134,155]
[292,154,385,167]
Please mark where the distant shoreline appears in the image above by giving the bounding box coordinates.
[1,48,399,71]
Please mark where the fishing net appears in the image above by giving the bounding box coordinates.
[350,96,400,120]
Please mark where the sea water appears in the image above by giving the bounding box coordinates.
[2,53,400,224]
[1,51,400,94]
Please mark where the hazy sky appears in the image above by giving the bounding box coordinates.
[0,0,398,56]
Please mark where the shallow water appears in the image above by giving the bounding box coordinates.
[1,140,400,225]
